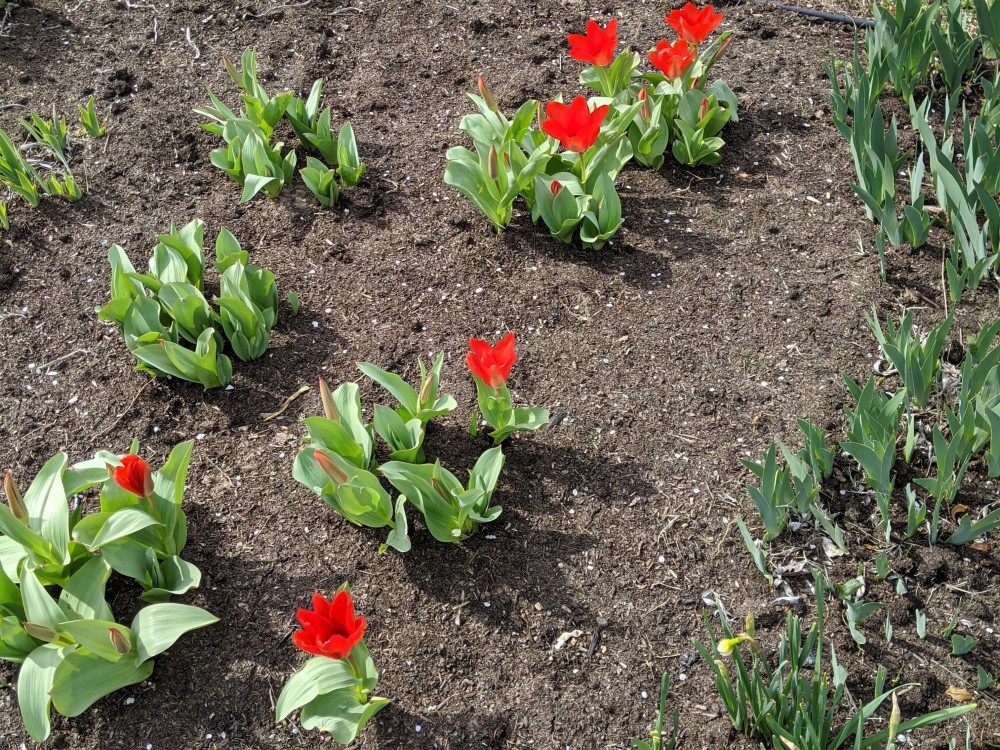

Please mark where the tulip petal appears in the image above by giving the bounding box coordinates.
[292,630,321,656]
[329,590,356,631]
[311,592,331,619]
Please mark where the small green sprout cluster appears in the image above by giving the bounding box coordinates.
[196,48,365,205]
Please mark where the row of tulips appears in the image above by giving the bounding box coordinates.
[280,333,546,737]
[0,332,543,742]
[445,4,737,248]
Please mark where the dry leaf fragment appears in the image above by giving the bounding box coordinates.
[950,504,969,520]
[946,686,974,702]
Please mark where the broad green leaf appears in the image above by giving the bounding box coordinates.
[138,555,202,602]
[381,496,411,554]
[0,502,55,566]
[301,418,366,469]
[22,453,70,564]
[17,644,66,742]
[0,535,27,580]
[59,557,112,622]
[90,507,163,549]
[50,647,153,717]
[57,620,132,662]
[154,439,194,506]
[20,566,65,629]
[275,656,360,722]
[299,689,389,742]
[131,603,218,664]
[469,446,505,497]
[357,362,419,415]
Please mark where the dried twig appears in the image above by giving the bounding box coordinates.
[182,26,201,59]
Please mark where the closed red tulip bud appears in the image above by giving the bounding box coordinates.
[541,96,610,153]
[314,450,349,485]
[665,2,724,45]
[4,472,27,521]
[550,180,563,197]
[319,377,340,423]
[431,476,449,499]
[466,332,517,389]
[114,454,154,498]
[477,75,499,113]
[293,591,367,660]
[648,39,695,79]
[638,88,652,122]
[487,144,500,180]
[23,622,57,643]
[567,18,618,67]
[699,97,710,120]
[109,627,132,654]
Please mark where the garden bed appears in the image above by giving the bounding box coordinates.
[0,0,997,747]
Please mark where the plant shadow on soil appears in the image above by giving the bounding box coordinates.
[373,701,513,749]
[496,213,676,290]
[395,423,660,633]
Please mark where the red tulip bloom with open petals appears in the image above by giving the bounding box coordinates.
[541,96,610,153]
[467,333,517,389]
[665,3,723,45]
[648,39,695,79]
[114,454,154,497]
[293,591,367,660]
[567,19,618,66]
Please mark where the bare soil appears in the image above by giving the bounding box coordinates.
[0,0,997,748]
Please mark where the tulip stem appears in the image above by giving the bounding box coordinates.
[578,150,588,184]
[343,654,369,704]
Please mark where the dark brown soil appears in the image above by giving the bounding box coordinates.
[0,1,997,748]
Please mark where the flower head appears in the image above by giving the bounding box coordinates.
[114,454,154,498]
[467,333,517,389]
[541,96,610,153]
[293,591,367,659]
[550,180,563,197]
[648,39,695,79]
[665,3,723,45]
[567,19,618,67]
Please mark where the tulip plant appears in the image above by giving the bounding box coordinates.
[196,48,365,205]
[0,442,217,742]
[293,334,547,552]
[276,588,387,742]
[445,4,736,246]
[467,333,549,442]
[99,219,280,388]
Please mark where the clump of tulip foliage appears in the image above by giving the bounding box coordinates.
[293,333,548,555]
[0,442,217,742]
[276,587,387,742]
[445,4,736,248]
[99,219,282,389]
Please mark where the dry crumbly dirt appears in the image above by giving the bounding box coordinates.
[0,0,998,748]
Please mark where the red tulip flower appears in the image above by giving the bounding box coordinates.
[541,96,610,153]
[665,3,723,45]
[467,333,517,389]
[648,39,695,79]
[114,454,154,498]
[550,180,563,197]
[293,591,367,660]
[567,19,618,67]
